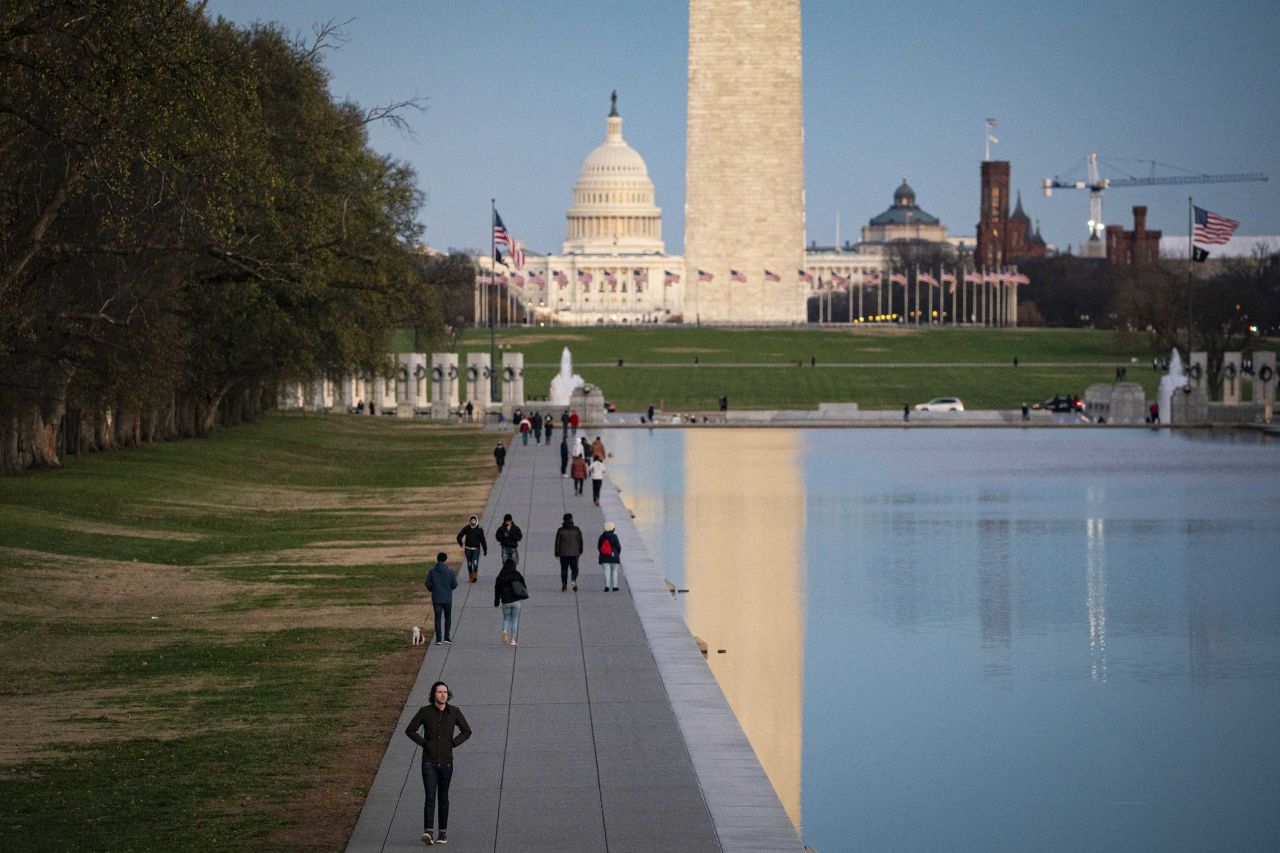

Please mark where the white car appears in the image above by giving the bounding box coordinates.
[914,397,965,412]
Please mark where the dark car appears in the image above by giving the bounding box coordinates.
[1035,395,1082,413]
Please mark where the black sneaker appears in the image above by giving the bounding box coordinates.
[436,830,448,844]
[421,830,434,844]
[612,587,620,591]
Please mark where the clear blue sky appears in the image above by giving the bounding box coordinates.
[206,0,1279,256]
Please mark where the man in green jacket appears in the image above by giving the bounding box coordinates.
[405,680,472,845]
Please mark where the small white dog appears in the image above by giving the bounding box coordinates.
[411,626,425,646]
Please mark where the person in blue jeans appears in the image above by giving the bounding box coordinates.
[597,521,623,591]
[425,553,457,645]
[455,515,488,583]
[494,513,522,566]
[494,558,529,645]
[405,680,471,845]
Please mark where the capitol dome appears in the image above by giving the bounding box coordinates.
[563,94,664,254]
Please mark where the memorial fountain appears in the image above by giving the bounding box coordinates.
[1158,349,1186,423]
[549,347,585,406]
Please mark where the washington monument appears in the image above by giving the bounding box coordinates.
[684,0,806,324]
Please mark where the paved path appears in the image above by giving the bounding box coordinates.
[347,434,803,852]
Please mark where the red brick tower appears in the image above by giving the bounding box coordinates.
[976,161,1010,269]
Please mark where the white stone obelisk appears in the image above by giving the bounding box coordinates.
[685,0,806,324]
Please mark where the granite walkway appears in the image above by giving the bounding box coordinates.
[346,432,803,852]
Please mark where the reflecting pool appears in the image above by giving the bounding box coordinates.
[603,428,1280,853]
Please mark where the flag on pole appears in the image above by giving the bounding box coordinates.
[493,210,514,253]
[729,269,747,283]
[511,272,524,288]
[553,270,567,286]
[664,270,680,286]
[764,269,781,282]
[632,268,649,286]
[476,270,492,286]
[697,269,714,282]
[986,118,998,144]
[833,272,850,288]
[577,270,593,286]
[798,269,814,284]
[529,271,545,288]
[603,270,617,288]
[940,271,957,293]
[1192,246,1210,263]
[861,273,878,287]
[889,272,907,286]
[964,271,982,285]
[1193,206,1239,245]
[918,272,938,288]
[982,271,998,284]
[494,272,507,286]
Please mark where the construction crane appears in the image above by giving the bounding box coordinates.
[1043,153,1268,257]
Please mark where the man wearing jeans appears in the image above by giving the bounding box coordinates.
[425,553,457,645]
[455,515,488,583]
[494,513,522,566]
[405,681,472,845]
[554,512,583,592]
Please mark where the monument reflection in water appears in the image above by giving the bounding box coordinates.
[604,427,1280,853]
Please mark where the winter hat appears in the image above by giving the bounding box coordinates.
[563,513,574,523]
[603,522,615,532]
[503,513,513,522]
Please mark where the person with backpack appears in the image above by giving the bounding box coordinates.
[494,558,530,646]
[554,512,584,592]
[597,522,622,592]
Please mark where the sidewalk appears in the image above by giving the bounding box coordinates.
[346,433,802,852]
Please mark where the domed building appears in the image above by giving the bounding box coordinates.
[860,178,949,244]
[563,93,664,255]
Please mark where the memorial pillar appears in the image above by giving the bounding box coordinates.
[430,353,459,420]
[1253,351,1276,422]
[465,353,492,419]
[1189,351,1208,394]
[1222,351,1242,404]
[501,352,525,420]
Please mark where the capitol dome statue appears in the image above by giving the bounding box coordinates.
[563,92,664,255]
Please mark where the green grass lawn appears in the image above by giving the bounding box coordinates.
[0,414,497,851]
[447,326,1170,409]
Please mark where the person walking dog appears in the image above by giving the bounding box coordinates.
[597,522,623,591]
[405,680,471,845]
[494,558,529,645]
[424,553,457,645]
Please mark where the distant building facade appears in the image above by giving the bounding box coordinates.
[975,161,1046,269]
[1105,206,1161,266]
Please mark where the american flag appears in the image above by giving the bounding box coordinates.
[832,272,850,287]
[798,269,813,283]
[494,272,507,286]
[603,270,617,289]
[553,270,567,286]
[577,270,593,286]
[492,209,521,268]
[964,271,982,285]
[529,271,545,288]
[664,270,680,286]
[476,270,492,286]
[1193,206,1239,245]
[941,271,957,292]
[729,269,746,283]
[918,272,938,288]
[1010,272,1030,285]
[633,268,649,285]
[764,269,781,282]
[511,272,524,287]
[889,272,907,286]
[861,273,878,287]
[697,269,713,282]
[983,271,998,284]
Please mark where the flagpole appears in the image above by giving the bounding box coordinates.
[489,198,497,403]
[1187,195,1194,358]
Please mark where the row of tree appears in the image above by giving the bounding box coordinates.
[1,1,466,473]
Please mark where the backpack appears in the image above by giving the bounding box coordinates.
[600,537,613,557]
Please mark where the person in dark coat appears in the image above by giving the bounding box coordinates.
[493,441,506,473]
[597,521,623,591]
[543,418,553,443]
[495,513,522,566]
[494,558,529,645]
[554,512,584,592]
[560,436,570,478]
[405,680,471,845]
[424,553,458,644]
[456,515,488,583]
[531,412,543,444]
